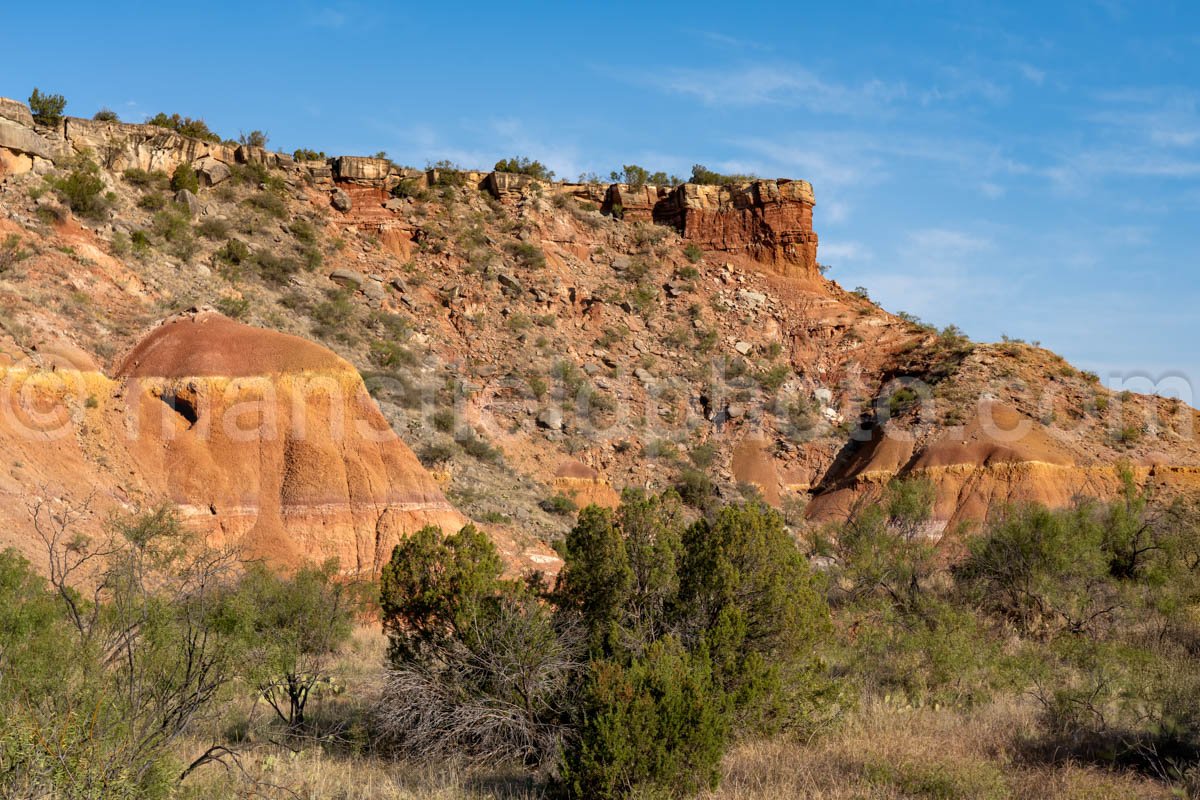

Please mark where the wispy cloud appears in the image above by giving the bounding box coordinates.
[647,64,908,113]
[820,241,871,262]
[307,7,347,28]
[687,29,773,52]
[1016,62,1046,85]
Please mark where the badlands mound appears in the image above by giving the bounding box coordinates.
[0,310,472,574]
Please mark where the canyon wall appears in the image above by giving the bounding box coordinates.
[0,97,820,280]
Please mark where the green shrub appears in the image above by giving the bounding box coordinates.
[214,295,250,319]
[540,494,578,516]
[137,192,167,211]
[28,88,66,126]
[238,130,269,149]
[287,218,317,244]
[145,112,220,142]
[214,238,251,267]
[457,429,501,462]
[494,156,555,181]
[49,154,113,220]
[293,148,326,161]
[253,249,301,283]
[92,107,119,122]
[0,234,31,273]
[196,216,230,239]
[757,363,790,392]
[675,466,715,509]
[507,240,546,269]
[370,340,417,369]
[430,408,456,433]
[234,559,356,727]
[609,164,650,188]
[378,525,570,764]
[122,168,170,189]
[689,164,757,185]
[417,440,456,466]
[562,636,729,799]
[683,242,704,262]
[130,230,151,256]
[170,162,199,193]
[0,507,247,799]
[245,190,288,219]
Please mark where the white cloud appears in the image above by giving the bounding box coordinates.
[823,200,851,224]
[1016,63,1046,85]
[820,241,871,262]
[649,65,907,113]
[907,228,992,254]
[307,7,347,28]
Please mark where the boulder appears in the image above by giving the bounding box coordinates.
[537,407,564,431]
[496,272,523,294]
[0,98,34,127]
[364,280,386,302]
[0,116,53,160]
[174,189,200,217]
[194,156,231,187]
[331,188,352,212]
[329,268,365,288]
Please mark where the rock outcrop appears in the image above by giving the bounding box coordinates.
[655,179,819,279]
[552,459,620,509]
[0,97,821,280]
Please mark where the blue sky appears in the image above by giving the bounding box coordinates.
[4,1,1199,397]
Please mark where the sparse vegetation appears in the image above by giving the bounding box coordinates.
[145,112,221,142]
[169,162,199,194]
[690,163,758,185]
[0,234,31,273]
[48,153,114,220]
[494,156,555,181]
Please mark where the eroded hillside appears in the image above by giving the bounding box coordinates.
[2,95,1198,570]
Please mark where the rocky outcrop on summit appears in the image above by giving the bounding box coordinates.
[655,180,819,279]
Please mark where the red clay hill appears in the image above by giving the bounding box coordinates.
[0,311,484,575]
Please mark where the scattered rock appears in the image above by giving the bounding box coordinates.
[537,407,564,431]
[734,341,753,355]
[666,280,689,298]
[497,272,523,295]
[331,188,352,212]
[738,290,767,307]
[728,403,747,419]
[634,368,654,384]
[364,280,386,302]
[329,268,365,288]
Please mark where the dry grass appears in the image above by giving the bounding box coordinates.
[704,696,1174,800]
[177,628,1176,799]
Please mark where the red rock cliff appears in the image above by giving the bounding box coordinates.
[654,179,819,279]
